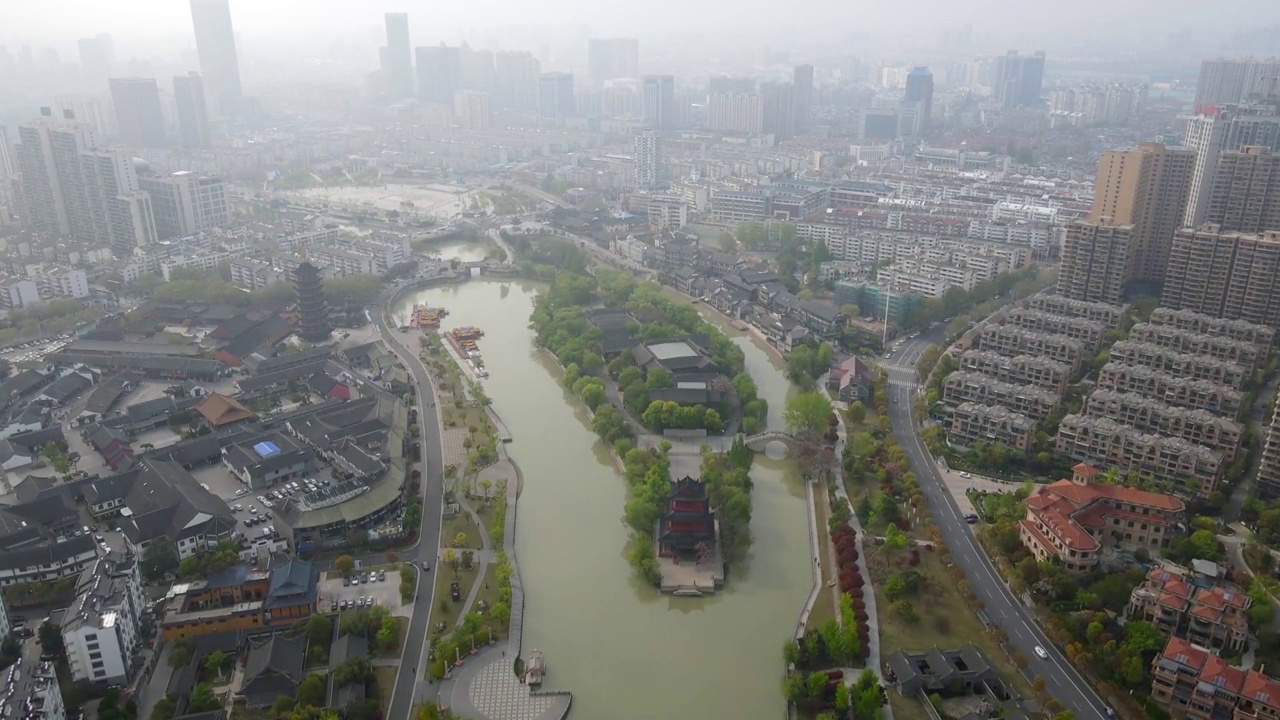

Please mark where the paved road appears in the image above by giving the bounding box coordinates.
[882,345,1112,718]
[375,299,448,720]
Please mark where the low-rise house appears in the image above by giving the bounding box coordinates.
[1129,563,1252,653]
[195,392,256,429]
[222,433,312,490]
[1150,636,1280,719]
[240,634,307,707]
[828,357,874,402]
[87,426,134,470]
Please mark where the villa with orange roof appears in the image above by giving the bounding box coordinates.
[1151,636,1280,720]
[1129,564,1252,653]
[1017,462,1186,572]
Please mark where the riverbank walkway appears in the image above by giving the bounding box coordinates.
[437,439,572,720]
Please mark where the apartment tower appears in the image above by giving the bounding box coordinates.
[109,78,167,148]
[1059,222,1134,304]
[173,72,212,148]
[382,13,413,99]
[633,130,660,189]
[1195,58,1280,110]
[1163,226,1280,328]
[1204,145,1280,232]
[642,75,675,132]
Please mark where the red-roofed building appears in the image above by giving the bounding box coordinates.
[1129,564,1252,653]
[1150,636,1280,720]
[1018,463,1185,571]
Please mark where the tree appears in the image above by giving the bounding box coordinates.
[298,674,327,708]
[443,548,458,576]
[453,532,468,548]
[203,650,230,679]
[150,698,176,720]
[187,683,220,713]
[37,622,63,660]
[846,401,866,425]
[334,555,355,577]
[1188,529,1220,560]
[306,615,333,648]
[168,639,194,668]
[784,390,833,438]
[883,525,908,552]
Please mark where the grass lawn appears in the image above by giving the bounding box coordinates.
[432,561,481,636]
[374,665,398,711]
[867,548,1031,700]
[376,616,410,657]
[808,484,837,629]
[473,562,506,639]
[442,511,480,550]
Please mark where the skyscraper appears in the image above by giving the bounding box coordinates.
[77,37,110,88]
[415,45,461,104]
[494,51,540,111]
[707,91,763,134]
[1163,227,1280,327]
[793,64,814,135]
[642,75,675,131]
[15,108,156,257]
[454,92,492,131]
[903,67,934,132]
[994,50,1045,108]
[587,38,638,86]
[760,81,796,139]
[109,78,167,148]
[173,72,212,148]
[633,130,659,188]
[1059,222,1134,304]
[459,44,495,93]
[382,13,413,99]
[189,0,243,104]
[1087,143,1195,283]
[1182,107,1280,228]
[1204,146,1280,233]
[0,125,13,180]
[1195,58,1280,111]
[537,72,575,121]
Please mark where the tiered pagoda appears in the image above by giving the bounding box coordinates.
[656,475,718,561]
[294,260,332,342]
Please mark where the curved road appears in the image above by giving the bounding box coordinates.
[881,338,1111,718]
[374,298,447,720]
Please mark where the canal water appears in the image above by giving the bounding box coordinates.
[393,273,809,719]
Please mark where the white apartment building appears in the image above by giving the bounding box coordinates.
[0,275,42,311]
[61,554,146,686]
[159,250,242,280]
[991,201,1059,224]
[277,225,344,251]
[8,658,66,720]
[0,589,9,638]
[634,130,659,188]
[39,266,90,299]
[229,257,285,290]
[139,171,230,240]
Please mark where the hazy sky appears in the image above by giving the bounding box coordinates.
[1,0,1277,51]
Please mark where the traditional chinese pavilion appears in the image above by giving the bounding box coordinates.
[656,475,718,561]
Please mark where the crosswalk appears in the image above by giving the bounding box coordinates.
[888,378,918,389]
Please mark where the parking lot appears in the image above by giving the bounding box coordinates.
[318,568,407,617]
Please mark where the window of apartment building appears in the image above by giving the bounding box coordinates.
[91,660,104,669]
[89,652,101,660]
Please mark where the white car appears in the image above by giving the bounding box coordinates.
[959,471,972,479]
[1034,646,1049,660]
[234,504,243,511]
[235,489,247,497]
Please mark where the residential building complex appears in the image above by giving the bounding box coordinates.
[1081,389,1243,460]
[947,402,1035,451]
[957,350,1071,395]
[1026,294,1129,329]
[1163,227,1280,329]
[1204,146,1280,233]
[1108,340,1249,390]
[1130,565,1251,654]
[1148,307,1275,348]
[1096,363,1243,417]
[139,171,230,239]
[1254,395,1280,499]
[1019,463,1184,572]
[109,78,166,148]
[1194,58,1280,108]
[1182,107,1280,229]
[1128,323,1262,371]
[173,72,212,148]
[1059,222,1133,303]
[1055,414,1223,495]
[942,371,1060,420]
[1149,636,1280,719]
[1001,307,1106,352]
[974,324,1084,369]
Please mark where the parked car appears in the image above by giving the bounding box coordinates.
[378,571,386,582]
[343,576,350,587]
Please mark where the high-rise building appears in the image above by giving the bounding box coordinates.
[82,150,159,257]
[707,92,763,134]
[994,50,1045,108]
[109,78,167,148]
[1059,222,1134,304]
[1203,145,1280,233]
[1194,58,1280,111]
[415,45,461,104]
[1163,226,1280,328]
[642,74,675,131]
[1087,143,1195,283]
[903,66,934,132]
[761,81,796,139]
[454,91,492,131]
[587,38,638,86]
[537,72,575,121]
[633,130,659,188]
[793,64,814,135]
[0,124,14,180]
[189,0,243,105]
[1182,107,1280,228]
[381,13,413,99]
[459,44,495,93]
[77,36,111,88]
[494,51,540,111]
[294,261,332,342]
[138,170,229,239]
[173,72,212,148]
[16,109,157,257]
[53,96,116,139]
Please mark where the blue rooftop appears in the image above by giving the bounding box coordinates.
[253,441,280,458]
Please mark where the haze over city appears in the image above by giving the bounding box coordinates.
[5,3,1280,720]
